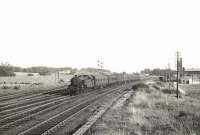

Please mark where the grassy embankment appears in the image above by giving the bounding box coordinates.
[89,81,200,135]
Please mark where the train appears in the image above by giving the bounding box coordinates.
[67,73,140,95]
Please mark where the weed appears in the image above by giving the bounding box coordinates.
[90,81,200,135]
[13,85,20,90]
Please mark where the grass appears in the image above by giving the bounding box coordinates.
[180,84,200,100]
[0,74,72,84]
[89,82,200,135]
[0,73,73,95]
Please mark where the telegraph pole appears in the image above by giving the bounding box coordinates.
[55,72,56,83]
[176,52,179,99]
[168,63,171,92]
[57,72,59,82]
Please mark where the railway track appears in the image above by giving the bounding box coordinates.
[0,84,131,135]
[0,86,106,130]
[0,94,61,111]
[45,88,129,135]
[18,86,127,135]
[0,80,141,135]
[0,96,66,119]
[0,85,67,103]
[0,86,115,121]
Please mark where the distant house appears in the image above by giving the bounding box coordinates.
[59,70,71,75]
[181,69,200,84]
[184,68,200,77]
[181,76,200,84]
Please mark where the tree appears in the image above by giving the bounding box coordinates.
[0,63,16,76]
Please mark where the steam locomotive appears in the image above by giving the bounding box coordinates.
[67,73,140,95]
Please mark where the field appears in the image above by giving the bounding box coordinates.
[180,84,200,100]
[0,72,73,95]
[89,81,200,135]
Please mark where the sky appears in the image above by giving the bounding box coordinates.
[0,0,200,73]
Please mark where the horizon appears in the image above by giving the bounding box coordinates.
[1,0,200,73]
[1,61,199,73]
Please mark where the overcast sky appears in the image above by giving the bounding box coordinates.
[0,0,200,73]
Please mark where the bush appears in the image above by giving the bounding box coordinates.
[178,110,188,117]
[153,84,160,90]
[156,81,165,87]
[13,85,20,90]
[33,83,42,85]
[27,73,34,76]
[132,83,149,90]
[59,79,64,83]
[20,82,31,85]
[39,71,51,76]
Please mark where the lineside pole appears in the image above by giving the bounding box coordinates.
[176,52,179,99]
[168,64,171,93]
[58,72,59,82]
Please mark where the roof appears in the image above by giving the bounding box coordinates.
[185,68,200,72]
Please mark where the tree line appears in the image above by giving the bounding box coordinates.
[0,63,75,77]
